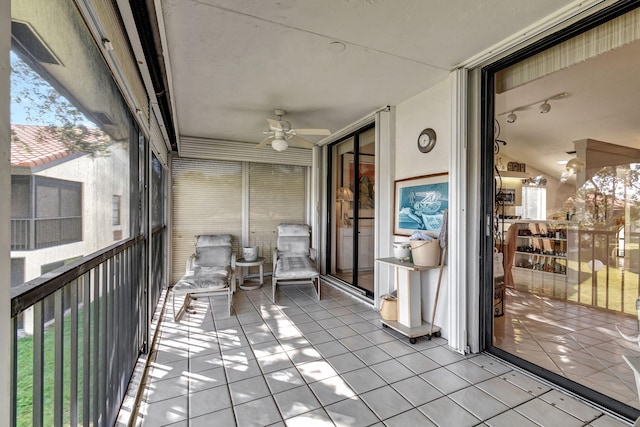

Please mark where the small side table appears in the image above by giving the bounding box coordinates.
[236,257,265,290]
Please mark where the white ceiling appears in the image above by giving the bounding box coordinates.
[495,38,640,180]
[158,0,586,151]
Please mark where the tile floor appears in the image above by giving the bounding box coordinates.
[133,279,633,426]
[495,288,640,409]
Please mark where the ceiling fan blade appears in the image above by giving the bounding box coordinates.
[288,134,315,148]
[267,119,284,131]
[293,128,331,136]
[256,136,273,148]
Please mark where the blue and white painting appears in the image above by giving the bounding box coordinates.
[396,181,448,233]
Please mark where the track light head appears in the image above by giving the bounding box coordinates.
[506,112,517,123]
[540,101,551,114]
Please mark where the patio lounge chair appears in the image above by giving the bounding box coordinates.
[272,223,320,302]
[172,234,236,320]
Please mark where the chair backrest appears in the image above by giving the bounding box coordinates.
[194,234,232,268]
[277,224,311,258]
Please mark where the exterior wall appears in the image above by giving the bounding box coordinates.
[11,142,131,283]
[394,78,452,337]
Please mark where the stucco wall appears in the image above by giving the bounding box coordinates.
[394,78,452,338]
[13,142,131,283]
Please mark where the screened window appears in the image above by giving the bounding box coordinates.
[10,175,82,250]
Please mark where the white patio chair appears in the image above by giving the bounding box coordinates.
[272,224,320,302]
[172,234,236,320]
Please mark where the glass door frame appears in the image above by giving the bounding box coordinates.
[326,123,376,298]
[479,0,640,421]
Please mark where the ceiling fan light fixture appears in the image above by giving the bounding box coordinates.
[540,101,551,114]
[507,112,517,123]
[271,137,288,152]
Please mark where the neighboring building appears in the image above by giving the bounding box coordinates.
[10,124,129,332]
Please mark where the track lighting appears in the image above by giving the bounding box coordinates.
[498,91,568,123]
[539,101,551,114]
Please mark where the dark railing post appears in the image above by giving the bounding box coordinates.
[70,282,79,427]
[83,273,91,427]
[54,290,64,426]
[33,301,44,426]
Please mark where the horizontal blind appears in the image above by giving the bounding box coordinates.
[249,163,306,265]
[496,8,640,93]
[171,157,242,282]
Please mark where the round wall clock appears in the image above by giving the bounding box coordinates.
[417,128,437,153]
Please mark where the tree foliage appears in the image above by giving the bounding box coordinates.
[10,52,110,156]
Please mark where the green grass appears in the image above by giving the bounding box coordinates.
[566,259,639,315]
[15,305,94,426]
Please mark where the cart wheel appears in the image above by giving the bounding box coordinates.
[382,324,389,328]
[426,334,432,340]
[434,331,441,338]
[409,338,417,344]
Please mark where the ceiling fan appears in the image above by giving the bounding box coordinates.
[256,109,331,151]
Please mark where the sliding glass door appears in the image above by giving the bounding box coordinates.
[329,126,375,297]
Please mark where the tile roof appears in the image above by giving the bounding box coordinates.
[10,125,103,168]
[11,125,73,168]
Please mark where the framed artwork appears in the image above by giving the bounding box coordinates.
[343,153,375,219]
[394,173,448,236]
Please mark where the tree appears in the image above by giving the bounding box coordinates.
[10,51,110,155]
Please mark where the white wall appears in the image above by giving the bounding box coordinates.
[394,78,452,337]
[13,142,131,284]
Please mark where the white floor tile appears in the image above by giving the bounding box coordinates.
[383,408,436,427]
[308,375,356,406]
[515,398,584,427]
[189,384,232,418]
[325,397,380,427]
[234,396,282,427]
[370,359,415,383]
[284,408,335,427]
[360,385,413,420]
[229,375,271,405]
[137,282,633,427]
[418,396,480,427]
[264,366,307,394]
[274,385,322,419]
[391,376,443,406]
[449,386,509,420]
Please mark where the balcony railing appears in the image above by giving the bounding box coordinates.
[11,217,82,251]
[10,234,159,426]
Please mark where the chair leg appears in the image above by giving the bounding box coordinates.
[272,278,277,302]
[316,277,321,301]
[172,291,177,322]
[173,291,187,322]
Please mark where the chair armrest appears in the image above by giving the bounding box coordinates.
[230,253,237,292]
[186,254,196,274]
[273,248,279,274]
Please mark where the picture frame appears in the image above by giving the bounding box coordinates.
[394,172,449,236]
[342,153,375,219]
